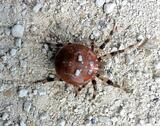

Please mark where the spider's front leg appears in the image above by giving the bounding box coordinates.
[32,73,55,84]
[96,73,119,87]
[99,19,117,50]
[91,79,97,99]
[98,38,148,61]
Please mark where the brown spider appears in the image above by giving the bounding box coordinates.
[36,21,147,99]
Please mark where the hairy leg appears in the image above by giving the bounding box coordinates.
[96,74,120,88]
[32,73,55,84]
[98,38,148,61]
[92,79,97,99]
[99,19,116,50]
[74,84,87,97]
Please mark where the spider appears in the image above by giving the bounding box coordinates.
[36,21,147,99]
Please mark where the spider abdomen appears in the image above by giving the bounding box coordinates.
[55,43,99,86]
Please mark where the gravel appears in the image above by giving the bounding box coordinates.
[95,0,105,7]
[103,2,116,14]
[33,2,43,13]
[23,101,32,113]
[10,48,17,56]
[11,24,24,38]
[0,120,4,126]
[4,28,10,36]
[20,120,26,126]
[3,120,12,126]
[78,0,87,6]
[39,112,47,120]
[38,88,47,96]
[2,113,9,121]
[15,38,22,48]
[18,89,28,97]
[0,0,160,126]
[91,29,101,39]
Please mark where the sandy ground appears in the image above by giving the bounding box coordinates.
[0,0,160,126]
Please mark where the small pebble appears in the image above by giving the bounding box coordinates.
[59,119,66,126]
[38,89,46,96]
[0,120,4,126]
[19,89,28,97]
[0,84,5,92]
[78,0,86,5]
[154,62,160,69]
[4,28,10,36]
[22,9,27,16]
[15,38,22,48]
[48,74,55,80]
[2,113,9,120]
[30,25,37,32]
[92,30,101,39]
[33,3,43,13]
[20,60,27,68]
[95,0,105,7]
[139,120,145,124]
[23,101,32,113]
[43,44,49,51]
[39,112,47,120]
[104,2,116,14]
[84,119,91,126]
[33,89,38,95]
[122,0,128,6]
[145,123,152,126]
[15,124,19,126]
[137,34,145,42]
[0,63,4,71]
[99,116,112,124]
[20,120,26,126]
[120,109,126,116]
[1,55,7,62]
[90,117,97,124]
[11,24,24,38]
[128,113,134,119]
[10,48,17,56]
[3,120,12,126]
[111,117,118,124]
[42,44,49,53]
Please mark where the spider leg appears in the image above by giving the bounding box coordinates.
[98,38,148,61]
[74,84,87,97]
[97,74,121,88]
[32,73,55,84]
[91,41,95,52]
[99,19,117,50]
[92,79,97,99]
[74,86,82,97]
[97,74,130,92]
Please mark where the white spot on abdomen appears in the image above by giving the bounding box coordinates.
[75,69,81,76]
[88,69,93,75]
[78,54,83,62]
[89,61,94,67]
